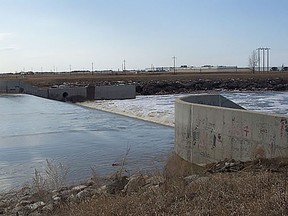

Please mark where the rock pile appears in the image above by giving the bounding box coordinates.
[0,174,165,216]
[135,78,288,95]
[206,159,245,173]
[41,77,288,96]
[205,157,288,173]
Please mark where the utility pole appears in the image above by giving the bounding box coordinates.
[172,56,176,74]
[123,60,126,71]
[263,50,265,72]
[69,64,72,75]
[266,48,270,71]
[92,62,94,75]
[257,48,261,72]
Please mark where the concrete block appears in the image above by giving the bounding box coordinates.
[95,85,136,100]
[0,80,21,93]
[48,87,87,101]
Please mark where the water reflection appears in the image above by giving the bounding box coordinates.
[0,94,174,192]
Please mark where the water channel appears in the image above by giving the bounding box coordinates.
[0,94,174,192]
[2,91,288,192]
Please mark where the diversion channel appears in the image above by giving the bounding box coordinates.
[0,94,174,192]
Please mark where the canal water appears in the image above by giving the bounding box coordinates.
[1,91,288,192]
[0,94,174,192]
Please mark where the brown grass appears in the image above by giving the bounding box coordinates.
[3,71,288,87]
[52,154,288,216]
[32,159,69,191]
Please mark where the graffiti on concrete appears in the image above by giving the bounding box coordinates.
[175,95,288,165]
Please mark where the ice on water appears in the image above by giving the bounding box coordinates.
[80,94,180,127]
[80,91,288,127]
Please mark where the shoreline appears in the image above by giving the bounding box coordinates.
[2,155,288,215]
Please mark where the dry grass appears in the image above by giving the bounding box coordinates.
[52,154,288,216]
[54,173,288,216]
[4,71,288,87]
[31,159,69,201]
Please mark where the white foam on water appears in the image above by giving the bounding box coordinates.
[79,95,183,127]
[79,92,288,127]
[223,91,288,115]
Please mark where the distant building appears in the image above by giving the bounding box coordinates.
[145,66,171,72]
[217,65,237,69]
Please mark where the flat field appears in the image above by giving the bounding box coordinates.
[2,71,288,87]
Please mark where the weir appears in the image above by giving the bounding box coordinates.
[0,80,136,101]
[175,94,288,165]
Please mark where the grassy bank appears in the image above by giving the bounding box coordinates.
[2,154,287,215]
[56,173,288,215]
[52,155,288,216]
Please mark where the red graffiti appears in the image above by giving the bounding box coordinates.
[244,126,249,137]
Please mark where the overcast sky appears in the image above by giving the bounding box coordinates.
[0,0,288,73]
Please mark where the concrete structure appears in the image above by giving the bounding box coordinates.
[0,80,22,93]
[95,85,136,100]
[0,80,136,101]
[48,86,87,101]
[175,94,288,165]
[0,80,48,97]
[20,81,49,98]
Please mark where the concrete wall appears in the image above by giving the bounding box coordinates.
[48,87,87,101]
[20,81,49,98]
[175,94,288,166]
[0,80,22,93]
[49,85,136,101]
[95,85,136,100]
[1,80,136,101]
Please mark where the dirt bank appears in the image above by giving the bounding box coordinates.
[2,71,288,95]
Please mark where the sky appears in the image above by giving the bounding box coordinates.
[0,0,288,73]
